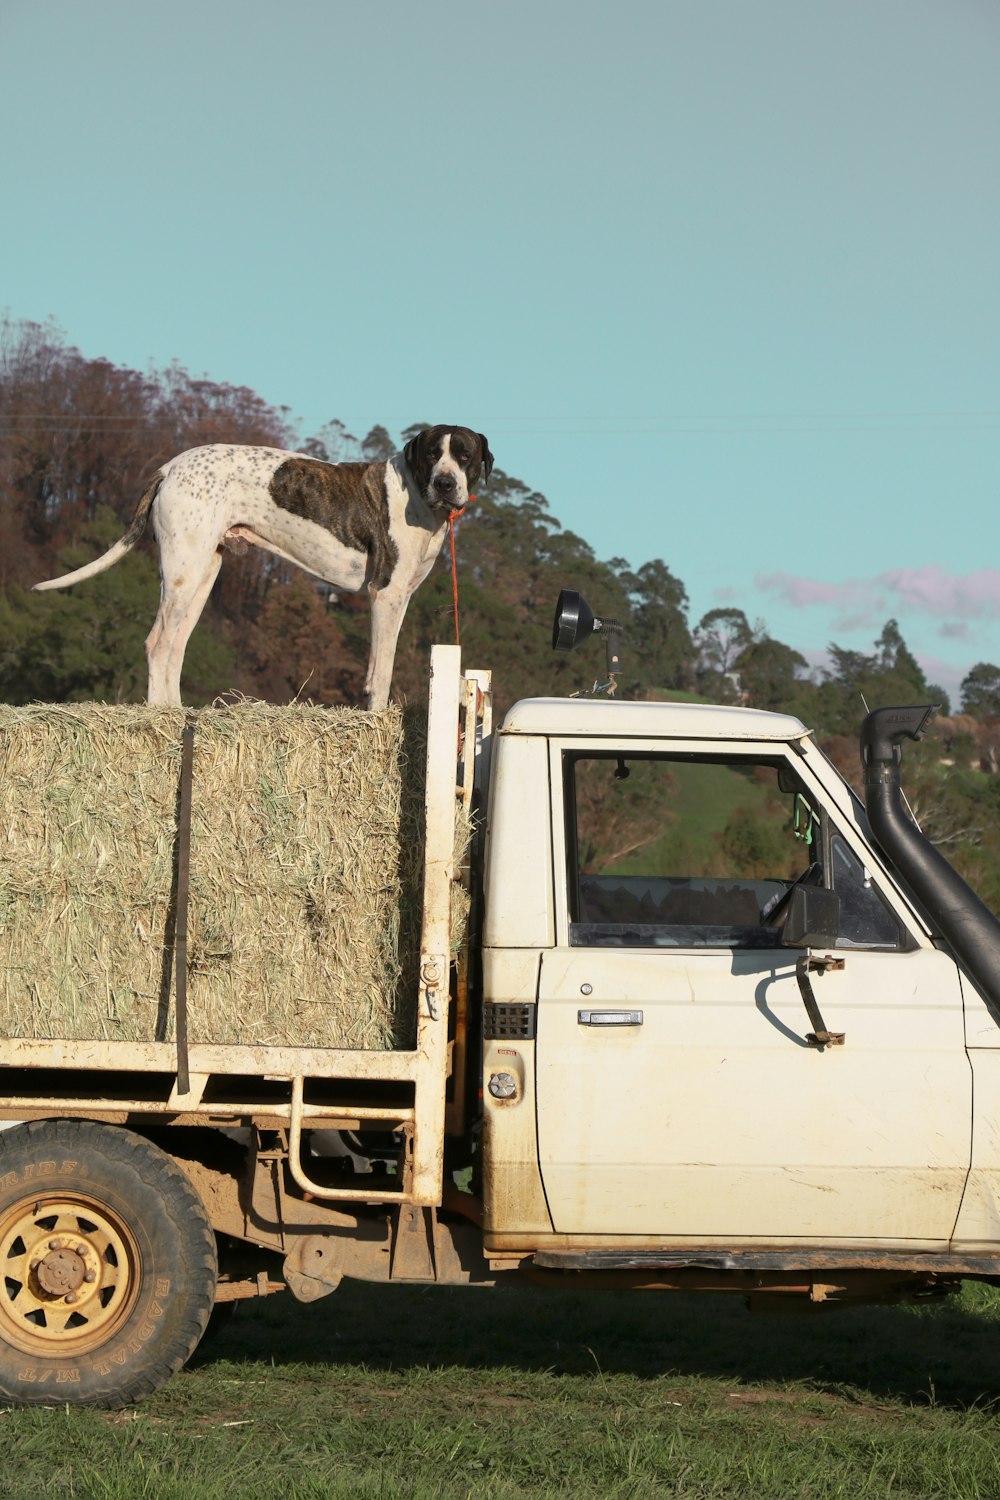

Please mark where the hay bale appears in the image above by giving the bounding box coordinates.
[0,702,442,1049]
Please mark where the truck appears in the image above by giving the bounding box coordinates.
[3,598,1000,1408]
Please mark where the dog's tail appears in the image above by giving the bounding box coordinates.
[32,472,164,593]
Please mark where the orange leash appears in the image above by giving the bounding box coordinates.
[448,495,475,644]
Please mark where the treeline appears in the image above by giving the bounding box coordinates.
[2,315,1000,905]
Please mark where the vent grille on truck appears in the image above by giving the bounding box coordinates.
[483,1003,537,1041]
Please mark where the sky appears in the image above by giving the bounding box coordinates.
[2,0,999,707]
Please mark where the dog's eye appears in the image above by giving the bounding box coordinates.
[457,454,469,466]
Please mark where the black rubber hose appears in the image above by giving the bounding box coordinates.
[861,705,1000,1011]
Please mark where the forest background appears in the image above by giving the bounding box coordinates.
[3,315,1000,910]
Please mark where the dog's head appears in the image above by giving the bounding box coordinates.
[403,426,494,514]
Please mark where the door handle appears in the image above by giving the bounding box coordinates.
[577,1010,643,1026]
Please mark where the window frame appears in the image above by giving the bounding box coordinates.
[551,736,910,954]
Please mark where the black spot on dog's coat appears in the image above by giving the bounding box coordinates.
[269,459,400,589]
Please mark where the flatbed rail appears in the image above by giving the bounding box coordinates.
[0,646,491,1208]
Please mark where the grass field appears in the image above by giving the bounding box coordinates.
[608,757,782,879]
[5,1277,1000,1499]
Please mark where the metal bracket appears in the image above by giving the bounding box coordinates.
[796,953,846,1048]
[283,1235,345,1303]
[389,1205,437,1282]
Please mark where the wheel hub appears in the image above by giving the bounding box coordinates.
[0,1196,139,1354]
[32,1240,96,1299]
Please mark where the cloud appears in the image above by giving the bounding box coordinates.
[829,608,883,634]
[879,567,1000,619]
[754,573,885,633]
[755,573,874,611]
[909,653,966,703]
[756,567,1000,629]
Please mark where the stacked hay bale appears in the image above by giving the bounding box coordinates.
[0,702,437,1049]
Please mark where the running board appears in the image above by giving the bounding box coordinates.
[531,1248,1000,1276]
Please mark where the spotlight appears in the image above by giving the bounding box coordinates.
[552,589,623,689]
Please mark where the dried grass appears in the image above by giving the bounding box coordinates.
[0,702,448,1049]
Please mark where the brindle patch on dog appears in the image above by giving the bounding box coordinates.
[268,458,399,590]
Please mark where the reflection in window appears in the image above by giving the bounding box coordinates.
[566,754,814,949]
[564,753,903,952]
[829,835,901,948]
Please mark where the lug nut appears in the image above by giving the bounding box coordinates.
[48,1239,63,1251]
[83,1270,96,1284]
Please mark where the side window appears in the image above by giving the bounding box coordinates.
[829,834,903,949]
[564,752,817,949]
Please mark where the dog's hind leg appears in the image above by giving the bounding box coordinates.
[146,551,223,705]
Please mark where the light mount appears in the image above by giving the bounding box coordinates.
[552,589,624,696]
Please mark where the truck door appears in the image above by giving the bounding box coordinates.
[535,742,971,1244]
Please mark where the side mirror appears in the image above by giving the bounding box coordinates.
[780,885,840,949]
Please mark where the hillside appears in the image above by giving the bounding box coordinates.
[2,314,999,909]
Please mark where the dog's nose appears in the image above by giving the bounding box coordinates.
[433,472,458,496]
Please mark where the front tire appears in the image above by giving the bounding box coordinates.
[0,1119,218,1407]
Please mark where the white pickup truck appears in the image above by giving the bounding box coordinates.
[2,614,1000,1408]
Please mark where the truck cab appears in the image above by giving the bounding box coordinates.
[481,695,999,1262]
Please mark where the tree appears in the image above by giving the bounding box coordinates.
[718,804,796,879]
[875,618,925,684]
[0,508,234,703]
[300,419,358,463]
[0,314,296,704]
[735,635,809,712]
[926,684,952,717]
[694,608,753,675]
[961,663,1000,719]
[818,619,929,735]
[622,559,694,695]
[572,757,676,873]
[242,573,359,704]
[693,608,753,702]
[361,425,394,463]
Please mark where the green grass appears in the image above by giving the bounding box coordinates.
[4,1279,1000,1498]
[645,689,714,705]
[612,759,779,876]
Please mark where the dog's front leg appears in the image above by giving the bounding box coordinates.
[365,583,412,711]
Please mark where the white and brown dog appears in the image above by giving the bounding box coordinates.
[34,426,493,708]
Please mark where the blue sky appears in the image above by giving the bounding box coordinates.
[3,0,999,705]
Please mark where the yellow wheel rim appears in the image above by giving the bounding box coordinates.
[0,1195,141,1356]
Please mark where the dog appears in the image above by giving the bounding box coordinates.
[33,426,493,709]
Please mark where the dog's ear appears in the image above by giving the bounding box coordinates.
[404,429,433,490]
[477,434,494,485]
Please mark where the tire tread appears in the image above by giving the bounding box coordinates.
[0,1119,219,1408]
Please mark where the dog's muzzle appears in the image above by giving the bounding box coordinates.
[431,472,461,508]
[431,471,458,501]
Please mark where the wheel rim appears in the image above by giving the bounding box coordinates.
[0,1194,141,1356]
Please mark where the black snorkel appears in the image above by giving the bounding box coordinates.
[861,704,1000,1010]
